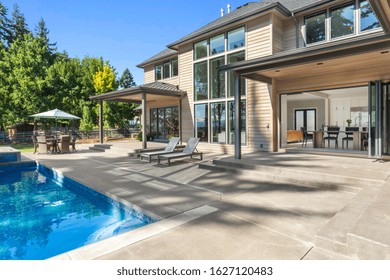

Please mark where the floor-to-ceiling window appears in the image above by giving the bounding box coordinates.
[150,106,179,141]
[193,26,246,145]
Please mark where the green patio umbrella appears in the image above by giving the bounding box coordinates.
[30,108,80,131]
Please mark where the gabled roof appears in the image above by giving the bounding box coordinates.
[136,48,178,68]
[167,1,291,49]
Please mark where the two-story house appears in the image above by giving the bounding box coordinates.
[91,0,390,159]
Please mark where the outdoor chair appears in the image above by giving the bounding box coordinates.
[58,135,70,153]
[342,127,359,149]
[322,126,340,149]
[140,137,180,162]
[157,137,202,165]
[36,135,53,154]
[71,134,77,152]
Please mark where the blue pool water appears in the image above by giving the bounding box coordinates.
[0,162,155,260]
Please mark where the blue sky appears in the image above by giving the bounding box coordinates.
[2,0,249,85]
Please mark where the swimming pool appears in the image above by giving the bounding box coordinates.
[0,162,155,260]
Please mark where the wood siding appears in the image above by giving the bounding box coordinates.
[143,65,154,84]
[178,43,195,141]
[245,15,274,152]
[272,14,284,54]
[247,15,272,59]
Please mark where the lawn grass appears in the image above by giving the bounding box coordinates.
[0,143,35,152]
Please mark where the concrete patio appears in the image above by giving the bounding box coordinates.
[22,140,390,260]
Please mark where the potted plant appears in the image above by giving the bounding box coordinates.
[346,119,352,127]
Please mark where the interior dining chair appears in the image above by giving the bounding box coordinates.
[322,126,340,149]
[342,126,359,149]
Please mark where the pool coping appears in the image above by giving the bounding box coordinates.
[49,205,218,260]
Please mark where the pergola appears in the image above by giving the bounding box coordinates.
[90,82,186,149]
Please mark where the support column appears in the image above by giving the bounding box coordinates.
[234,71,241,159]
[99,100,104,143]
[271,79,279,152]
[141,93,147,149]
[179,96,183,145]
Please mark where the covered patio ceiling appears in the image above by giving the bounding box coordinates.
[220,33,390,93]
[89,82,186,103]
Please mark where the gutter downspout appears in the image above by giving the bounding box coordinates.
[291,12,300,48]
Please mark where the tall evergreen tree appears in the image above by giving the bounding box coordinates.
[119,68,136,89]
[0,2,11,46]
[34,18,56,54]
[8,3,30,45]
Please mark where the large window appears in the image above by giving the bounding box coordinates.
[194,40,207,60]
[210,56,225,99]
[304,1,381,45]
[155,59,178,81]
[150,106,179,141]
[211,102,226,143]
[210,34,225,56]
[228,100,246,145]
[360,0,380,32]
[193,27,246,145]
[305,12,326,44]
[227,51,246,97]
[195,104,208,142]
[331,3,355,38]
[194,61,208,101]
[228,27,245,50]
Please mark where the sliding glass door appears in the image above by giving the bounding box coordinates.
[368,81,390,157]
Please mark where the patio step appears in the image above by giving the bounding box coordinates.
[199,158,382,194]
[89,144,138,157]
[314,185,390,259]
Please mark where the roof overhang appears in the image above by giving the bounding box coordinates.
[369,0,390,34]
[219,32,390,93]
[220,32,390,75]
[89,82,186,103]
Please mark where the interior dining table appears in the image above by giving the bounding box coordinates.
[311,130,368,150]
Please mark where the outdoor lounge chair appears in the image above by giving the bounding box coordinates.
[157,137,202,165]
[140,137,180,162]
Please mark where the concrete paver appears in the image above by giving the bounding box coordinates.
[19,141,390,260]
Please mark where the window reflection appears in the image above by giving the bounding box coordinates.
[195,104,208,142]
[228,27,245,50]
[360,0,380,32]
[331,4,355,38]
[210,34,225,55]
[211,102,226,143]
[305,12,326,44]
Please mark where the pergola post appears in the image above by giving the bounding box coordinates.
[179,96,183,145]
[141,93,147,149]
[234,71,242,159]
[99,100,104,143]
